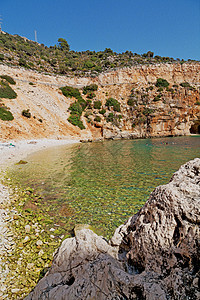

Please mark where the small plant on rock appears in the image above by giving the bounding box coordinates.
[22,109,31,118]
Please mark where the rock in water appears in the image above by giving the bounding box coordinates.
[25,158,200,300]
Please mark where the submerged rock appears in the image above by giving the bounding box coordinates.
[25,158,200,300]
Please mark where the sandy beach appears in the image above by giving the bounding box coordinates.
[0,138,80,298]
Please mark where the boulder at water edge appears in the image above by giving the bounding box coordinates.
[25,158,200,300]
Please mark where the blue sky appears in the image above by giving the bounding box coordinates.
[1,0,200,60]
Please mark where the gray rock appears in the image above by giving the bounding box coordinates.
[25,158,200,300]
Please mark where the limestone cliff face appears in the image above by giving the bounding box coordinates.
[0,63,199,141]
[25,158,200,300]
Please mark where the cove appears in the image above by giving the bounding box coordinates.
[8,136,200,239]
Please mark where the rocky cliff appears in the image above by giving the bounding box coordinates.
[25,158,200,300]
[0,63,200,141]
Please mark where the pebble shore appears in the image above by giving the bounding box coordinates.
[0,184,16,299]
[0,138,79,298]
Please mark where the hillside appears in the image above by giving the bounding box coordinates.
[0,62,200,141]
[0,31,199,77]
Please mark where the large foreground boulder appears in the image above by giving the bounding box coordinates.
[25,158,200,300]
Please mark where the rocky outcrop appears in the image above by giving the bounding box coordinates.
[25,158,200,300]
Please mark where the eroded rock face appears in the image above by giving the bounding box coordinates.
[25,158,200,300]
[0,64,200,141]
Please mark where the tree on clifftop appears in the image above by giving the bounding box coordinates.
[58,38,70,51]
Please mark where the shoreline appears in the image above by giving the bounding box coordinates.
[0,138,80,173]
[0,138,80,298]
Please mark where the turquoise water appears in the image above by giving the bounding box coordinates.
[9,136,200,238]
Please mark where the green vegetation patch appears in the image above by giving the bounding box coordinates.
[0,80,17,99]
[86,91,95,99]
[142,108,155,116]
[153,94,162,102]
[83,84,98,95]
[0,106,14,121]
[93,100,102,109]
[99,108,106,115]
[106,113,114,123]
[68,114,85,129]
[61,85,87,129]
[60,86,83,102]
[127,97,137,106]
[180,82,191,88]
[94,116,101,122]
[0,53,4,61]
[69,102,83,116]
[105,97,121,112]
[0,75,16,85]
[0,31,196,77]
[155,78,169,88]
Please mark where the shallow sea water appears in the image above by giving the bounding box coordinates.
[9,136,200,238]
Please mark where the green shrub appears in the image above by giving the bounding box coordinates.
[94,116,101,122]
[153,95,161,102]
[127,98,137,106]
[180,82,191,88]
[99,108,106,115]
[22,109,31,118]
[29,82,34,85]
[58,38,70,51]
[93,101,102,109]
[61,86,87,110]
[19,58,27,67]
[195,101,200,105]
[69,102,83,116]
[84,111,92,118]
[86,91,95,99]
[86,99,92,109]
[0,54,4,61]
[60,86,83,101]
[68,114,85,129]
[106,113,114,122]
[0,107,14,121]
[78,98,87,110]
[84,60,95,69]
[0,81,17,99]
[155,78,169,88]
[142,108,154,116]
[105,98,121,112]
[83,84,98,95]
[0,75,16,85]
[157,87,163,92]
